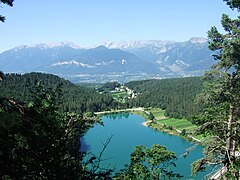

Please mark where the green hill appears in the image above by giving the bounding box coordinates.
[0,72,116,113]
[125,77,203,118]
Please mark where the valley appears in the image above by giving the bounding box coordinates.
[0,71,210,179]
[1,0,240,179]
[0,38,213,83]
[67,72,167,83]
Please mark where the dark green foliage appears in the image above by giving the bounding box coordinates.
[98,81,121,92]
[224,0,240,10]
[192,0,240,178]
[0,86,85,179]
[0,0,14,22]
[126,77,203,119]
[77,82,103,89]
[0,0,13,6]
[148,111,155,120]
[0,71,3,81]
[180,129,186,136]
[0,84,115,179]
[114,145,182,180]
[0,72,116,113]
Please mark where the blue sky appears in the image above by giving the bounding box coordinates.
[0,0,238,52]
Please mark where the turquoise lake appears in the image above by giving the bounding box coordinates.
[83,113,211,179]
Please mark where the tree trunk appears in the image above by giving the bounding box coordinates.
[232,106,239,179]
[225,104,233,166]
[232,108,238,158]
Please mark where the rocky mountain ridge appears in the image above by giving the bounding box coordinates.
[0,38,214,83]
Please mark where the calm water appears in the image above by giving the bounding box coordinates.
[84,113,211,179]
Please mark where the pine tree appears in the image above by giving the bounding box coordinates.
[193,0,240,178]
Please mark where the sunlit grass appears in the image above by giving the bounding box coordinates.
[149,108,165,119]
[157,118,197,131]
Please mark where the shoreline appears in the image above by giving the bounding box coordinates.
[94,107,144,115]
[141,119,201,143]
[95,108,202,143]
[146,120,201,143]
[142,122,147,127]
[141,121,149,127]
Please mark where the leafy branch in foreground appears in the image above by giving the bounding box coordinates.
[114,144,182,180]
[0,82,109,179]
[0,0,14,22]
[224,0,240,10]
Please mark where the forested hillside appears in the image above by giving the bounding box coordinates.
[97,81,121,92]
[126,77,203,118]
[0,72,116,113]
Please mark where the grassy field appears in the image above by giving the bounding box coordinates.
[144,108,202,142]
[158,118,197,131]
[111,91,128,98]
[107,91,128,103]
[146,108,197,131]
[150,108,165,119]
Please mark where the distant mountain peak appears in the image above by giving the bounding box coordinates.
[102,40,176,50]
[0,37,214,83]
[9,38,208,52]
[13,42,82,51]
[189,37,207,44]
[101,38,207,50]
[94,45,108,50]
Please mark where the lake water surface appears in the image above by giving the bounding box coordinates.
[84,113,211,179]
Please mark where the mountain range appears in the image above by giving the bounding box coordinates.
[0,38,214,83]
